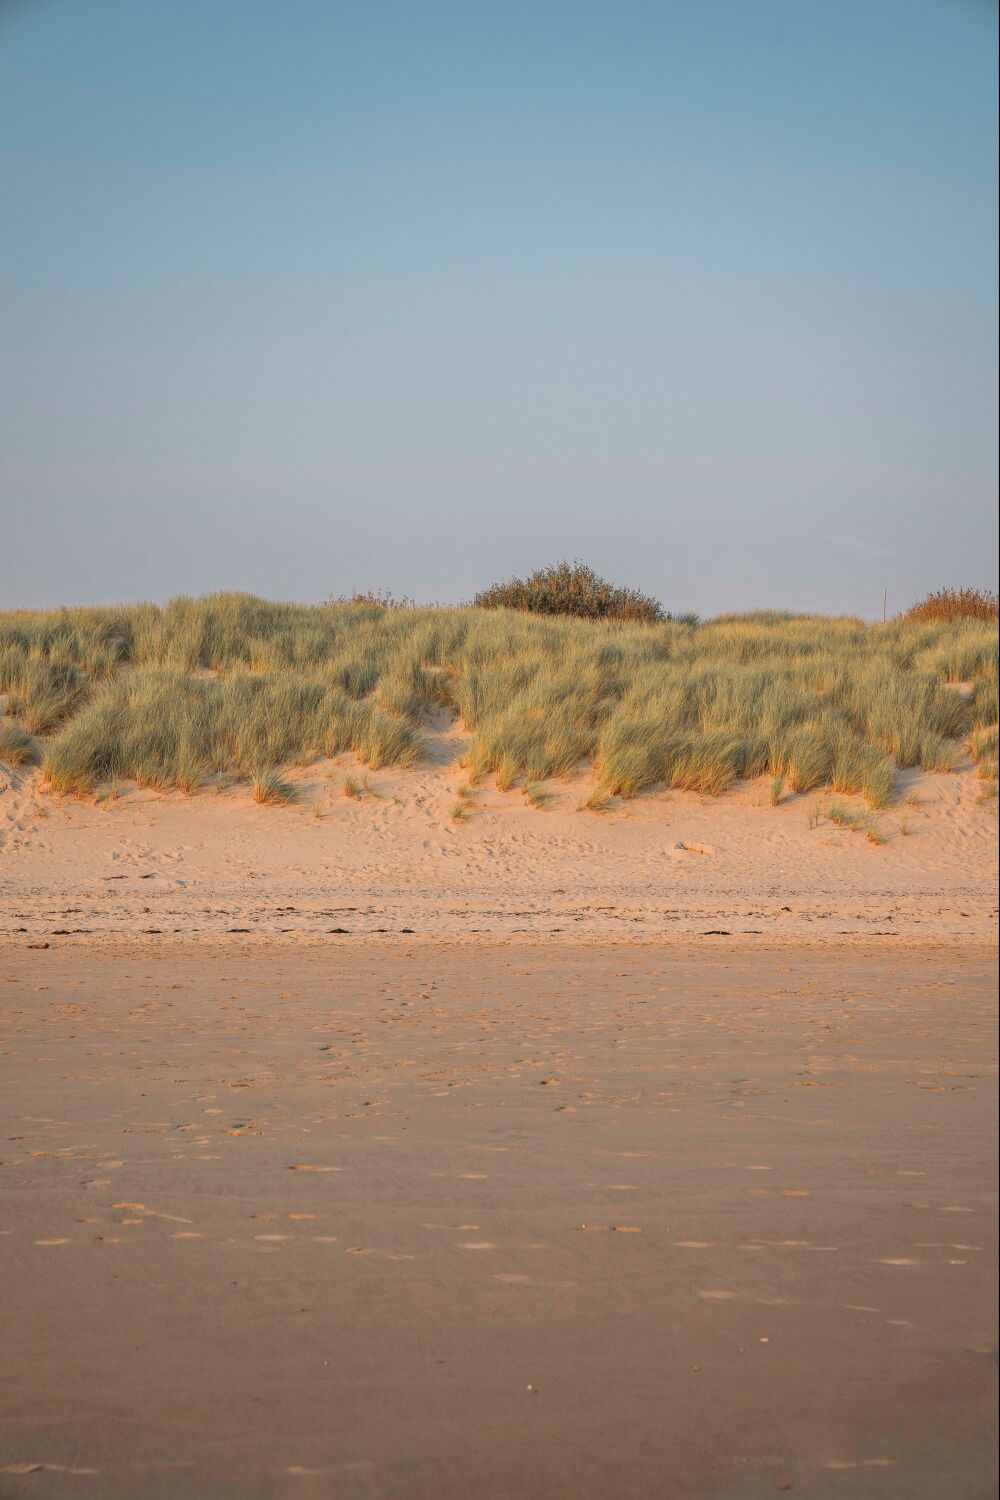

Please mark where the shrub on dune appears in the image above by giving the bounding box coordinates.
[902,588,998,624]
[474,560,667,624]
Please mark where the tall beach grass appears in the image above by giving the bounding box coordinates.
[0,592,995,810]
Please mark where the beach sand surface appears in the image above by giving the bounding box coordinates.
[1,712,997,943]
[0,941,996,1499]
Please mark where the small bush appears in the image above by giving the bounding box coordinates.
[474,561,666,624]
[903,588,998,623]
[328,589,415,611]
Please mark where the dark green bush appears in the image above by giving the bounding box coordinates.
[474,561,665,624]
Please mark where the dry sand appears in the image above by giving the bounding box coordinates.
[0,708,997,944]
[1,721,997,1495]
[0,941,996,1499]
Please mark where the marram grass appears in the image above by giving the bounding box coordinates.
[0,592,993,810]
[0,722,37,766]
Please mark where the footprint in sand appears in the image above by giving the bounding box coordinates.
[823,1459,896,1470]
[344,1248,414,1260]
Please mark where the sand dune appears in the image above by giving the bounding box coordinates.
[1,711,996,945]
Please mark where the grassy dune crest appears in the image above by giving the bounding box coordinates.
[0,593,996,809]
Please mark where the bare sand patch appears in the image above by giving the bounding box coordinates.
[0,943,995,1499]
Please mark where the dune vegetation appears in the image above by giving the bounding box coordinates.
[0,591,997,810]
[473,559,672,624]
[902,586,998,624]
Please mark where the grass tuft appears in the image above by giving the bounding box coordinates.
[175,746,207,796]
[0,722,37,766]
[969,724,999,765]
[578,787,613,814]
[826,801,860,830]
[861,760,895,810]
[251,768,298,806]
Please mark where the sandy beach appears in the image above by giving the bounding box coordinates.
[1,940,996,1498]
[1,705,996,946]
[3,705,997,1495]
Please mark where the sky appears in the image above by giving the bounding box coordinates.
[0,0,997,617]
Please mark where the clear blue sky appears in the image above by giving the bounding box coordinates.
[1,0,997,616]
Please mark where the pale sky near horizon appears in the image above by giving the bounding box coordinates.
[1,0,997,618]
